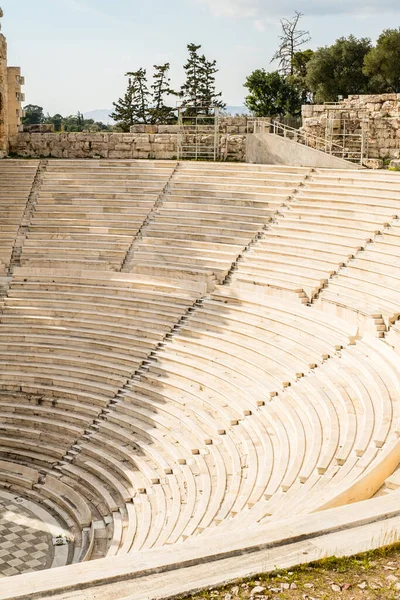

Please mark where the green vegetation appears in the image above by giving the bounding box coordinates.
[245,17,400,117]
[306,36,372,103]
[111,68,152,131]
[364,28,400,94]
[180,43,225,115]
[182,542,400,600]
[23,105,111,132]
[22,104,46,125]
[244,70,302,118]
[23,24,400,126]
[111,42,225,130]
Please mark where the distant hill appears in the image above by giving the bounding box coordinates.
[84,109,115,124]
[84,106,249,124]
[224,106,249,116]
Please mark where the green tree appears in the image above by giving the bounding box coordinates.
[149,63,176,124]
[180,43,203,112]
[129,69,150,124]
[22,104,45,125]
[62,112,87,132]
[199,54,226,114]
[110,69,150,131]
[46,113,63,131]
[290,48,314,104]
[306,35,372,103]
[244,70,302,117]
[110,75,137,131]
[180,43,225,115]
[363,28,400,93]
[272,11,311,76]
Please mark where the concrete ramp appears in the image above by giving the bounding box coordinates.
[247,132,364,169]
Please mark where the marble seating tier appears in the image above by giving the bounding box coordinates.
[1,161,400,595]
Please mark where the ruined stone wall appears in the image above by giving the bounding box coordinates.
[0,33,8,157]
[7,66,24,137]
[9,131,247,161]
[129,117,266,136]
[302,94,400,162]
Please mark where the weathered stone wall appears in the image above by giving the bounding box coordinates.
[0,33,8,157]
[7,66,24,137]
[9,131,247,161]
[302,94,400,162]
[0,17,25,158]
[130,117,267,135]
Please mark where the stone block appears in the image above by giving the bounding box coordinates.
[158,125,179,134]
[114,143,134,151]
[363,158,383,169]
[130,125,146,133]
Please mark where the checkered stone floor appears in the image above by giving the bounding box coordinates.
[0,497,54,577]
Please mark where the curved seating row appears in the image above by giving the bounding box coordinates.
[1,162,400,582]
[316,219,400,334]
[126,163,310,283]
[37,286,361,552]
[42,287,400,553]
[198,332,400,534]
[232,169,400,302]
[0,160,39,274]
[19,160,177,271]
[0,269,201,469]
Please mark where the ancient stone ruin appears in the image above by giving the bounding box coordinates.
[302,94,400,168]
[0,8,25,157]
[1,9,400,600]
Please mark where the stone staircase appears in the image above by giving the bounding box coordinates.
[0,159,400,595]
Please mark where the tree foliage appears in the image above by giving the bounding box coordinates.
[110,69,150,131]
[290,49,314,104]
[200,55,225,114]
[44,112,110,132]
[149,63,177,124]
[46,113,63,132]
[363,28,400,93]
[244,70,302,117]
[306,35,372,102]
[272,12,311,76]
[180,43,225,115]
[111,66,176,129]
[22,104,45,125]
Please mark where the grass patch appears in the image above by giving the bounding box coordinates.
[182,542,400,599]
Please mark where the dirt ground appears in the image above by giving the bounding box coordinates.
[182,543,400,600]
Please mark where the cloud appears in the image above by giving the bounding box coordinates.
[196,0,399,21]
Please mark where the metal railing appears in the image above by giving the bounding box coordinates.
[254,119,367,165]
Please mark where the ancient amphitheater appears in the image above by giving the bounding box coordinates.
[0,158,399,599]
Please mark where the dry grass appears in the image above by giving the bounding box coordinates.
[181,543,400,600]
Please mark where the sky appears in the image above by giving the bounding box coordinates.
[1,0,399,116]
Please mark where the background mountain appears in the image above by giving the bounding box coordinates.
[84,109,115,124]
[84,106,249,124]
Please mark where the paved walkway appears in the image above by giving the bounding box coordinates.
[0,490,70,578]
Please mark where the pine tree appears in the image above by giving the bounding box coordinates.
[180,44,225,116]
[130,68,150,124]
[149,63,176,124]
[180,43,203,115]
[198,55,226,115]
[110,69,150,131]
